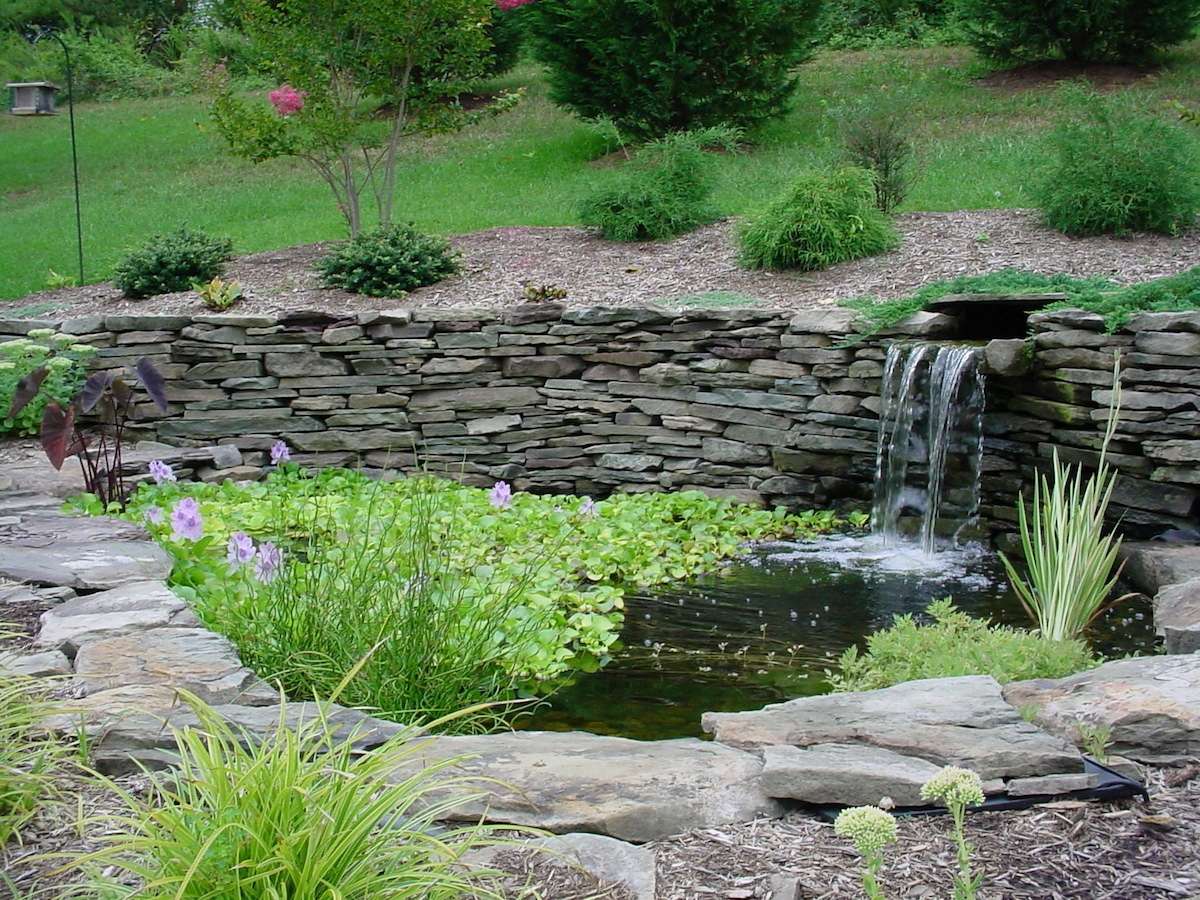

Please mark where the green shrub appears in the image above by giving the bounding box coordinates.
[738,167,899,271]
[317,225,460,298]
[1036,91,1200,237]
[528,0,820,140]
[837,99,916,215]
[816,0,957,50]
[958,0,1200,63]
[579,128,736,241]
[75,693,508,898]
[0,329,96,436]
[831,598,1098,692]
[1054,266,1200,329]
[486,4,528,76]
[113,227,234,299]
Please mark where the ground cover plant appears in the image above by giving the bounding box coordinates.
[120,464,846,728]
[0,329,95,436]
[831,598,1098,692]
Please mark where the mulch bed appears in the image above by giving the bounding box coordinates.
[8,211,1200,319]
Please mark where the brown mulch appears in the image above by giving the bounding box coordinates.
[976,60,1161,93]
[0,586,50,651]
[8,211,1200,319]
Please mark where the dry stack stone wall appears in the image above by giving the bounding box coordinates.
[2,304,1197,535]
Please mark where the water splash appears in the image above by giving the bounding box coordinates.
[871,344,986,553]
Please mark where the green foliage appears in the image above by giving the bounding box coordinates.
[1002,362,1134,642]
[74,692,509,898]
[837,96,916,215]
[528,0,820,140]
[1076,721,1113,761]
[579,128,736,241]
[486,4,528,76]
[831,599,1098,692]
[195,275,243,311]
[0,329,95,436]
[112,227,234,299]
[1052,266,1200,330]
[316,224,460,297]
[1036,90,1200,237]
[0,669,62,845]
[816,0,957,50]
[738,167,899,271]
[125,468,846,726]
[957,0,1200,63]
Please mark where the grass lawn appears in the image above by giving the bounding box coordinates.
[3,44,1200,302]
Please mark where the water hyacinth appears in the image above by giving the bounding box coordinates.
[489,480,513,510]
[170,498,203,541]
[226,532,256,568]
[255,541,283,583]
[148,459,176,485]
[579,497,597,516]
[270,440,291,465]
[143,507,165,526]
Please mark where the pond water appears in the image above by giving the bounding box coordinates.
[521,536,1156,741]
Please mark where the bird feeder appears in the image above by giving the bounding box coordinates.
[7,81,59,115]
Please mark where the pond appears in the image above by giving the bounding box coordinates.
[522,535,1156,741]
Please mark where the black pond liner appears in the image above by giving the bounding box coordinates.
[809,757,1148,823]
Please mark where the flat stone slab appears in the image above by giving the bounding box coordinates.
[0,541,172,590]
[74,627,277,707]
[1004,655,1200,765]
[36,581,198,655]
[759,742,943,808]
[1120,542,1200,595]
[0,648,71,678]
[0,512,149,548]
[702,676,1081,782]
[1154,577,1200,635]
[397,731,783,843]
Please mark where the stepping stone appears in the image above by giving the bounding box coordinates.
[702,675,1081,783]
[1004,655,1200,765]
[0,648,71,678]
[74,627,277,707]
[0,541,172,590]
[759,742,943,808]
[0,512,149,548]
[37,581,197,655]
[398,731,783,843]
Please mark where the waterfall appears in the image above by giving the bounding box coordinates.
[871,344,986,554]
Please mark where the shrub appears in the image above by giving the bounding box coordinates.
[831,598,1098,692]
[486,4,529,76]
[1036,91,1200,237]
[113,227,234,299]
[75,693,508,898]
[579,128,736,241]
[957,0,1200,63]
[838,102,915,215]
[1,329,96,437]
[816,0,957,50]
[1054,266,1200,330]
[528,0,820,140]
[317,225,460,298]
[738,167,899,271]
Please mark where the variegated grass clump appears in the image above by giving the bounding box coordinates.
[1001,356,1134,641]
[920,766,986,900]
[0,669,62,847]
[834,805,898,900]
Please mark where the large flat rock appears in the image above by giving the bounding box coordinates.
[1004,655,1200,765]
[0,541,172,590]
[74,627,277,707]
[0,512,149,548]
[36,581,197,655]
[759,742,944,808]
[702,676,1081,782]
[396,731,783,843]
[1154,578,1200,635]
[1120,542,1200,595]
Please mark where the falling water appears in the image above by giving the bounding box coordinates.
[871,344,986,554]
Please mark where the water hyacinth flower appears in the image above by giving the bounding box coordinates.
[226,531,256,568]
[489,480,513,510]
[579,496,597,516]
[255,541,283,583]
[143,506,165,526]
[148,459,176,485]
[268,84,306,116]
[270,440,291,465]
[170,498,203,541]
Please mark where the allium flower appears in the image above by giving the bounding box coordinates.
[148,459,176,485]
[255,541,283,583]
[226,531,256,568]
[270,439,291,465]
[920,766,986,810]
[579,497,597,517]
[144,506,165,525]
[834,806,898,856]
[268,84,306,116]
[489,480,513,510]
[170,498,203,541]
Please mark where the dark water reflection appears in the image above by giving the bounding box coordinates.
[522,537,1157,740]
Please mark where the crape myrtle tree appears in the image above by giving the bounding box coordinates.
[527,0,821,141]
[957,0,1200,64]
[211,0,518,236]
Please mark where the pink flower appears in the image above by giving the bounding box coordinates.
[226,531,256,568]
[489,480,513,510]
[170,498,203,541]
[149,459,176,484]
[270,440,291,465]
[255,541,283,583]
[496,0,535,9]
[268,84,306,117]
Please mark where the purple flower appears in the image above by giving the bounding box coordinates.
[170,498,203,541]
[579,497,597,517]
[144,506,165,525]
[489,480,513,510]
[226,531,256,568]
[255,541,283,583]
[270,440,291,465]
[149,459,176,485]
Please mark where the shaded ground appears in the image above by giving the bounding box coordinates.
[976,60,1162,93]
[7,211,1200,319]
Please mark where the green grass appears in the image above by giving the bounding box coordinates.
[5,44,1200,300]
